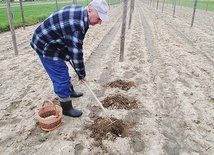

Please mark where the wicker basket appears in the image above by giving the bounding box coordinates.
[37,100,62,131]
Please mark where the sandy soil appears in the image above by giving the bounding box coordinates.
[0,0,214,154]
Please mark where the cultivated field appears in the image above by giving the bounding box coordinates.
[0,0,214,154]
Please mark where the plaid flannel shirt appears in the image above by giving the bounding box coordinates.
[30,5,89,79]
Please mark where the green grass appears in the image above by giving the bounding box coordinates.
[0,1,78,32]
[185,0,214,10]
[163,0,214,11]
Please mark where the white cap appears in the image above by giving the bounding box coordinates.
[89,0,109,21]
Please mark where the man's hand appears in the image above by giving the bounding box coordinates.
[79,77,86,82]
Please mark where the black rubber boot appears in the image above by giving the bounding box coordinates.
[70,84,83,98]
[60,100,82,117]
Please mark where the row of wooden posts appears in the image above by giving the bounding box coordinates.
[5,0,133,61]
[5,0,197,60]
[119,0,198,61]
[148,0,198,27]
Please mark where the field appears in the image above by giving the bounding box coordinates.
[0,0,214,32]
[0,0,214,154]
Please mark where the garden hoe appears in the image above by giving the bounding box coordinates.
[68,60,118,126]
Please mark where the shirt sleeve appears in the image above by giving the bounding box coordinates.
[64,31,86,79]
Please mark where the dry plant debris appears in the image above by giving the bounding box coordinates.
[107,80,136,91]
[86,117,129,149]
[102,94,137,110]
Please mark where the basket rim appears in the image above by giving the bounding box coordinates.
[37,100,62,131]
[37,100,62,118]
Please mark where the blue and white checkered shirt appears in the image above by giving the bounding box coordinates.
[30,5,89,79]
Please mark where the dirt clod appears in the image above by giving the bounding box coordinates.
[107,80,136,91]
[102,94,137,110]
[87,117,129,148]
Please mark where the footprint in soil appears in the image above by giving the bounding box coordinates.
[123,70,137,79]
[130,131,145,152]
[74,143,84,155]
[87,105,102,121]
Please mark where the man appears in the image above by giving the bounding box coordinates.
[30,0,109,117]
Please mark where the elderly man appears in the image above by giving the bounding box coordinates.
[30,0,109,117]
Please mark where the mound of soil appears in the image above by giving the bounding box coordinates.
[102,94,137,110]
[87,117,129,148]
[107,80,136,91]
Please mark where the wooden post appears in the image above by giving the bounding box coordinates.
[191,0,198,27]
[206,1,209,11]
[55,0,59,10]
[173,0,176,17]
[162,0,165,13]
[156,0,159,10]
[19,0,25,30]
[6,0,18,55]
[119,0,128,62]
[128,0,135,29]
[73,0,77,4]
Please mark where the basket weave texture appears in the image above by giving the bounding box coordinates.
[37,100,62,131]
